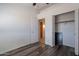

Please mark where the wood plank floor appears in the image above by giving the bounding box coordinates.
[0,43,76,56]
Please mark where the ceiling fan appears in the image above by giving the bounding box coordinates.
[33,3,49,6]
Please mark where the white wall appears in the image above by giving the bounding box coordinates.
[37,3,79,55]
[55,11,74,22]
[0,4,38,54]
[45,15,54,46]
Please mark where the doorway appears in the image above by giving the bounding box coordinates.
[55,11,75,48]
[39,19,45,48]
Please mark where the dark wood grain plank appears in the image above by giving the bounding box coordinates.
[0,43,75,56]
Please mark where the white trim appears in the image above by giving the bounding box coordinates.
[75,9,79,55]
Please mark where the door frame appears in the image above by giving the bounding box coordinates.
[55,12,75,46]
[53,11,76,54]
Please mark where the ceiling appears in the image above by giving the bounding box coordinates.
[33,3,54,11]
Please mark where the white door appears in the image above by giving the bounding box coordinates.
[57,22,75,48]
[63,22,75,48]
